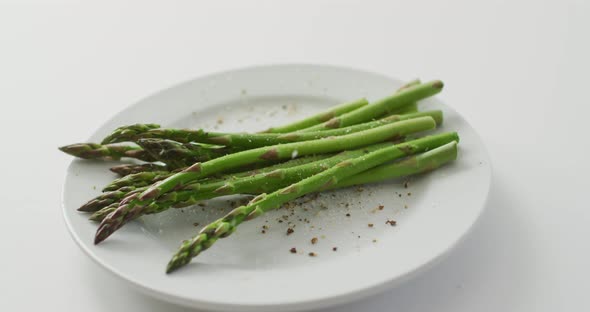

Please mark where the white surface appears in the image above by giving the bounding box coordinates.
[0,1,588,311]
[63,64,490,311]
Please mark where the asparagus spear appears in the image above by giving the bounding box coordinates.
[80,187,144,212]
[58,143,156,162]
[329,141,457,189]
[140,117,436,201]
[110,163,168,176]
[89,203,120,221]
[262,80,418,133]
[137,139,238,168]
[101,123,160,145]
[165,136,457,273]
[391,102,418,114]
[298,80,443,132]
[387,79,420,114]
[90,133,458,223]
[99,110,441,149]
[90,142,389,224]
[94,117,436,244]
[262,98,369,133]
[102,171,172,192]
[82,154,335,212]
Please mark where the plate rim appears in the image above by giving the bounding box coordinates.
[62,63,492,311]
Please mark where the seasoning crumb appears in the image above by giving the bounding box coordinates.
[287,228,294,235]
[290,247,297,253]
[346,213,351,217]
[404,181,409,188]
[278,220,283,223]
[311,237,318,244]
[262,225,268,230]
[386,219,397,226]
[398,194,402,198]
[261,230,266,234]
[372,239,377,243]
[378,205,384,210]
[407,192,412,196]
[368,223,374,228]
[193,222,199,227]
[308,252,317,257]
[332,247,338,251]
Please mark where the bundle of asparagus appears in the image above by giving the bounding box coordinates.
[59,79,459,273]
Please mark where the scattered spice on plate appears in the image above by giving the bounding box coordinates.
[311,237,318,244]
[290,247,297,253]
[308,252,317,257]
[373,239,378,243]
[287,228,294,235]
[378,205,384,210]
[193,222,199,227]
[407,192,412,196]
[346,213,351,217]
[368,223,374,228]
[386,219,397,226]
[332,247,338,251]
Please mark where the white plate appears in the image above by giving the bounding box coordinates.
[62,64,491,311]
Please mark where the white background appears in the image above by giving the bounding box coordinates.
[1,1,588,311]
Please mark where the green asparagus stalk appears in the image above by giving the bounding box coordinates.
[102,171,172,192]
[387,79,420,114]
[330,141,457,189]
[58,143,156,162]
[298,80,443,132]
[90,142,389,224]
[80,187,144,212]
[262,98,369,133]
[93,117,436,244]
[101,124,160,145]
[140,117,436,200]
[95,111,441,149]
[137,139,238,168]
[391,102,418,114]
[165,135,457,273]
[90,133,458,223]
[89,203,119,221]
[110,163,168,176]
[83,154,335,212]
